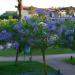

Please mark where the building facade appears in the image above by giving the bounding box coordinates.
[58,6,75,17]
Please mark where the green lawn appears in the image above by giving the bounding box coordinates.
[32,47,75,55]
[0,48,16,56]
[0,47,75,56]
[64,58,75,65]
[0,61,57,75]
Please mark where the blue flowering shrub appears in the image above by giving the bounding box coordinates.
[56,20,75,50]
[0,15,75,54]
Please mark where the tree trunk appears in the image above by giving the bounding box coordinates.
[15,49,19,64]
[18,0,22,21]
[41,49,48,75]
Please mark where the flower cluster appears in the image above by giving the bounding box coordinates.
[12,42,19,49]
[36,9,45,15]
[0,14,75,51]
[0,30,12,41]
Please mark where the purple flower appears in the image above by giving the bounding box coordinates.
[14,25,22,31]
[50,25,56,31]
[0,30,12,41]
[46,19,59,28]
[51,20,59,25]
[12,42,19,49]
[14,22,23,31]
[70,17,75,21]
[36,9,45,14]
[60,17,66,22]
[47,23,56,31]
[24,16,31,23]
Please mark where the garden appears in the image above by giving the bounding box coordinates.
[0,9,75,75]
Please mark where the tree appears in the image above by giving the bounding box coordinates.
[17,0,22,20]
[23,15,59,75]
[13,15,50,74]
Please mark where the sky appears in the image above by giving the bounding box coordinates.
[0,0,75,15]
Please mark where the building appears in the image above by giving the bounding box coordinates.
[15,5,38,19]
[15,5,30,19]
[15,3,75,19]
[58,6,75,17]
[48,8,58,18]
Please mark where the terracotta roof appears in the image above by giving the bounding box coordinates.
[59,6,75,10]
[15,5,29,10]
[23,7,29,10]
[48,8,56,12]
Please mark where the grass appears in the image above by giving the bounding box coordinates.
[0,48,16,56]
[64,58,75,65]
[0,47,75,56]
[0,61,57,75]
[32,47,75,55]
